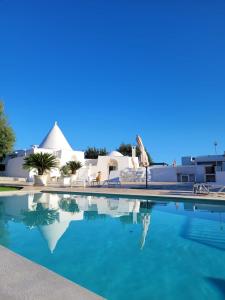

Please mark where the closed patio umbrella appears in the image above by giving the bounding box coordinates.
[136,135,149,188]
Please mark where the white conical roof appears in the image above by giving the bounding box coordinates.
[39,122,73,151]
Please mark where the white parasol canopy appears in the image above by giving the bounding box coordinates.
[136,135,149,167]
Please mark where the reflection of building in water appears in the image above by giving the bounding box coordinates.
[183,202,225,213]
[0,193,156,253]
[39,210,83,253]
[80,197,140,218]
[183,202,225,232]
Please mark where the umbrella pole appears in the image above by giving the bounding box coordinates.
[145,166,148,189]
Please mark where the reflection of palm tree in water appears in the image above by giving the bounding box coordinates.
[59,199,79,213]
[22,203,59,228]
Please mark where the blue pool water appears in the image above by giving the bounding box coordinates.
[0,192,225,299]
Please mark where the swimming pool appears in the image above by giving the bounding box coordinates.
[0,192,225,300]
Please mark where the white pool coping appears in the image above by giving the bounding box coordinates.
[1,184,225,201]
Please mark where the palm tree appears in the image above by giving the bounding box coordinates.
[66,160,82,175]
[23,152,58,175]
[60,164,70,176]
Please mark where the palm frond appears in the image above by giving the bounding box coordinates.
[66,160,82,174]
[23,152,58,175]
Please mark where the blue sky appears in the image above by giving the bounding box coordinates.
[0,0,225,163]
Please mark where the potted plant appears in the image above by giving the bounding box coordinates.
[66,160,82,184]
[23,152,58,186]
[59,164,71,186]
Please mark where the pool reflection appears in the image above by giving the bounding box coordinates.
[1,193,225,253]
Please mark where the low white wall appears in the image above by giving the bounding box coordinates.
[151,166,177,182]
[0,176,26,182]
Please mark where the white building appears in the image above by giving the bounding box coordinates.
[151,154,225,184]
[2,122,140,182]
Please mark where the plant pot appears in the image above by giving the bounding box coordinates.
[34,175,48,186]
[70,174,77,185]
[59,176,71,187]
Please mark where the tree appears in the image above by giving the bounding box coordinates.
[84,147,108,159]
[117,143,153,165]
[0,101,15,160]
[65,160,82,175]
[23,152,58,175]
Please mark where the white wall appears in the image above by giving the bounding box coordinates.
[5,156,30,178]
[150,165,206,183]
[0,176,26,182]
[85,159,98,166]
[216,171,225,185]
[195,165,205,182]
[34,148,85,167]
[150,166,177,182]
[176,165,196,175]
[57,150,85,167]
[5,148,85,181]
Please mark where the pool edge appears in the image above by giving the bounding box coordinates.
[0,245,104,300]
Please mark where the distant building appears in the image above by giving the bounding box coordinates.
[151,154,225,184]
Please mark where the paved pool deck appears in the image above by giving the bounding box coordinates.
[0,246,103,300]
[0,181,225,299]
[1,181,225,201]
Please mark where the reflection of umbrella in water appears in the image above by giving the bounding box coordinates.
[140,213,151,250]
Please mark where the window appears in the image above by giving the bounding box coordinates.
[205,174,216,182]
[0,164,5,171]
[205,166,215,174]
[181,175,189,182]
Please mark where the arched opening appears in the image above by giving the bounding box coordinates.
[108,159,118,175]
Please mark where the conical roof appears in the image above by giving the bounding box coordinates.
[39,122,73,151]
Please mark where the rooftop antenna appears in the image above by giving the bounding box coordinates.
[214,141,218,154]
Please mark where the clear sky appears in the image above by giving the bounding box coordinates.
[0,0,225,163]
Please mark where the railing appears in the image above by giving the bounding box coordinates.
[193,183,210,194]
